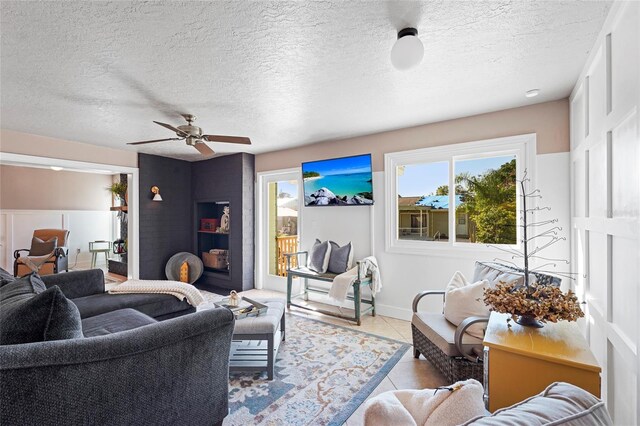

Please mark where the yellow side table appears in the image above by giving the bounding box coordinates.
[483,312,601,411]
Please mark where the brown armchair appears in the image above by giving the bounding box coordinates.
[13,229,70,277]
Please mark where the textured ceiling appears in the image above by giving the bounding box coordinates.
[1,1,611,161]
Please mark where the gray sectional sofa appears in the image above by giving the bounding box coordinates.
[41,268,196,320]
[0,268,234,426]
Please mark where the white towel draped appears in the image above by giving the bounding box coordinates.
[108,279,204,306]
[329,256,382,302]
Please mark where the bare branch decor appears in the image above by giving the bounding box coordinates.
[483,171,582,328]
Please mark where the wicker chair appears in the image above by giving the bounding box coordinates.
[412,291,487,384]
[411,262,562,385]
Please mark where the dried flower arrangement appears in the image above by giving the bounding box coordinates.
[482,171,583,327]
[483,281,584,325]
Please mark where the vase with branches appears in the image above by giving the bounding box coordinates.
[482,171,583,328]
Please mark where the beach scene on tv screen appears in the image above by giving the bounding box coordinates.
[303,154,374,206]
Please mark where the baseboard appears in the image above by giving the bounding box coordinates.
[70,259,108,270]
[268,282,413,322]
[374,303,412,322]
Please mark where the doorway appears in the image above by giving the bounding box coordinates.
[0,153,139,279]
[257,169,301,291]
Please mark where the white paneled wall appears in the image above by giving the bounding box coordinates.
[0,210,114,272]
[570,2,640,424]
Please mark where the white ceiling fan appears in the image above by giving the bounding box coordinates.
[127,114,251,157]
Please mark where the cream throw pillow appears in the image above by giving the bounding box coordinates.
[443,271,490,339]
[364,378,486,426]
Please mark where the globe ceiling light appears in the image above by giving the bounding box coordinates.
[390,28,424,71]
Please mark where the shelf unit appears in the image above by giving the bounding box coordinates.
[196,201,231,280]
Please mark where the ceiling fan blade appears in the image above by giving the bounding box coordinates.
[127,137,183,145]
[153,121,188,137]
[194,142,215,156]
[202,135,251,145]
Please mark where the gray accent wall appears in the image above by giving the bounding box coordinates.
[138,153,254,291]
[192,153,255,291]
[138,154,193,280]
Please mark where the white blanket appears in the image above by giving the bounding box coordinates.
[363,379,486,426]
[109,279,204,307]
[17,252,55,273]
[329,256,381,302]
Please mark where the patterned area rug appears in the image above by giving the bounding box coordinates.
[227,314,408,425]
[198,292,409,426]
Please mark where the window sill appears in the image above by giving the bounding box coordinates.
[385,241,520,259]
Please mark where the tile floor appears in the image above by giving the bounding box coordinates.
[238,289,448,425]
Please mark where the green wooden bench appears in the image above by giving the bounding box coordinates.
[285,251,375,326]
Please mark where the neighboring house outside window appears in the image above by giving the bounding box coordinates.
[398,195,468,241]
[385,134,535,256]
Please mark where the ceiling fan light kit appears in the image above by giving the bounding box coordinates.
[391,27,424,71]
[127,114,251,157]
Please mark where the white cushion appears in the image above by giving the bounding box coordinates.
[446,270,468,291]
[364,379,486,426]
[443,271,490,339]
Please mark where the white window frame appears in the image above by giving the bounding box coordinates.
[385,133,536,257]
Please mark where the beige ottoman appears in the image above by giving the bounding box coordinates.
[229,299,285,380]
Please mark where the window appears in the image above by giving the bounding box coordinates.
[398,162,449,241]
[455,155,517,244]
[385,134,535,255]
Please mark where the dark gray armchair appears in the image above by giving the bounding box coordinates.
[0,308,235,426]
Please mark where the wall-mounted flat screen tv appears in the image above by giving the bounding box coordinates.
[302,154,374,206]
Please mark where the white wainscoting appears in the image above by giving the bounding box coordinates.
[570,2,640,423]
[0,209,115,272]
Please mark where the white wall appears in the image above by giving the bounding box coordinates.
[0,164,113,210]
[301,205,372,263]
[285,150,570,319]
[570,2,639,424]
[0,210,114,272]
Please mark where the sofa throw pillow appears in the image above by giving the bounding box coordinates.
[472,261,541,289]
[461,381,613,425]
[327,241,354,274]
[473,261,560,288]
[0,267,16,288]
[0,273,46,304]
[443,271,490,339]
[307,239,332,273]
[0,282,83,345]
[29,236,58,256]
